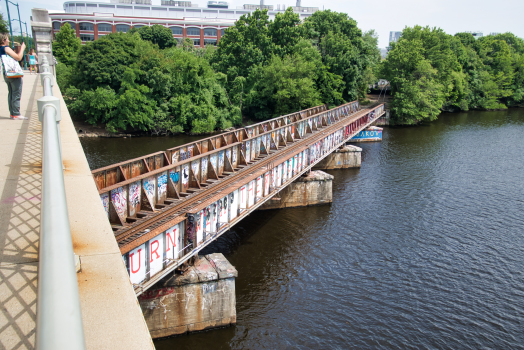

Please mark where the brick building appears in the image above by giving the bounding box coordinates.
[49,0,319,47]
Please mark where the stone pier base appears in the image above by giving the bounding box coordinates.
[258,170,333,210]
[138,253,237,339]
[313,145,362,170]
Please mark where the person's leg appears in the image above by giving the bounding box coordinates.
[4,75,14,116]
[9,78,23,117]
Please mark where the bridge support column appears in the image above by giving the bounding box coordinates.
[313,145,362,170]
[258,170,334,210]
[138,253,237,338]
[31,9,55,75]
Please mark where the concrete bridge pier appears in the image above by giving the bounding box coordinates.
[258,170,334,210]
[138,253,237,338]
[313,145,362,170]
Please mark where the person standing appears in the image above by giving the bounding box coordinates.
[0,33,27,120]
[28,48,38,74]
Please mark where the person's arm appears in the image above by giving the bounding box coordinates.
[5,42,25,61]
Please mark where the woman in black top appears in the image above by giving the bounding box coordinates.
[0,33,26,120]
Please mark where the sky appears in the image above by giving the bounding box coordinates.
[2,0,523,48]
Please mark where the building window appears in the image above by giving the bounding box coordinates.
[80,34,94,41]
[170,27,183,35]
[79,22,94,31]
[133,25,145,29]
[221,29,225,36]
[187,28,200,36]
[97,23,112,32]
[116,24,130,33]
[192,38,200,46]
[204,39,217,46]
[53,22,61,30]
[65,22,76,30]
[204,28,217,36]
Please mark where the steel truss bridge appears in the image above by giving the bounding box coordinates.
[92,101,385,295]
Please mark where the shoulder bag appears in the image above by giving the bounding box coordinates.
[1,54,24,78]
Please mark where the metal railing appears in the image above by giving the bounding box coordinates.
[36,56,86,350]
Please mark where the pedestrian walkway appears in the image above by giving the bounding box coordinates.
[0,73,154,349]
[0,73,41,349]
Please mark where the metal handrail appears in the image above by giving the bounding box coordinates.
[36,56,86,350]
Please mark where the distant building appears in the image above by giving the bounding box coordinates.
[49,0,318,46]
[389,31,401,45]
[465,31,483,39]
[489,32,500,36]
[380,48,387,59]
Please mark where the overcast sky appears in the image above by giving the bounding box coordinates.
[3,0,523,48]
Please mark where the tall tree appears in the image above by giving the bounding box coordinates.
[52,23,81,66]
[303,10,368,101]
[381,37,445,124]
[135,24,177,49]
[0,13,9,33]
[245,54,322,119]
[211,9,274,90]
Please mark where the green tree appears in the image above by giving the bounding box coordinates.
[0,13,8,33]
[72,33,144,91]
[381,38,445,124]
[268,8,301,57]
[52,23,81,66]
[359,29,381,99]
[304,11,368,101]
[66,33,240,134]
[245,54,322,119]
[136,24,177,49]
[211,9,274,90]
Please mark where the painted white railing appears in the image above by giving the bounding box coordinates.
[36,56,86,350]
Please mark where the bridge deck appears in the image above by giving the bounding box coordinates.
[0,74,153,349]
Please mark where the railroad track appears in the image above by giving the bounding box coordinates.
[115,105,378,249]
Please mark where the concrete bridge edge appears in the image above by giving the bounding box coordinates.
[54,83,155,349]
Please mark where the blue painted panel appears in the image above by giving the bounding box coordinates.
[351,130,382,140]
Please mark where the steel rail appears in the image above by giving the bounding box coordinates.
[115,105,381,251]
[36,57,86,350]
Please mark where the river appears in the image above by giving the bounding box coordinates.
[80,109,524,349]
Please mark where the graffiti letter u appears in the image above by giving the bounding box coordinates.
[130,249,142,274]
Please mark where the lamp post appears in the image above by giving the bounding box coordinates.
[24,22,32,51]
[4,0,15,49]
[15,2,27,69]
[11,19,27,68]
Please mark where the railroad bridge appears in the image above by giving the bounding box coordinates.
[92,101,385,295]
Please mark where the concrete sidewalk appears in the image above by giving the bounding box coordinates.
[0,74,154,349]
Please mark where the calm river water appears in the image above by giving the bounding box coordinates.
[81,109,524,349]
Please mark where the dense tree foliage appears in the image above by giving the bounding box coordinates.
[0,14,8,34]
[53,23,81,66]
[56,9,378,134]
[382,26,524,125]
[133,24,177,49]
[62,33,238,134]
